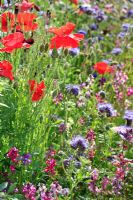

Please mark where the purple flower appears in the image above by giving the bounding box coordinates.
[89,23,98,30]
[112,178,122,195]
[111,48,122,55]
[127,9,133,17]
[97,103,116,117]
[79,5,94,14]
[122,23,132,32]
[66,84,80,96]
[78,30,87,35]
[58,123,66,133]
[70,135,88,151]
[95,11,107,22]
[22,183,36,200]
[88,180,101,193]
[69,48,80,56]
[117,32,126,38]
[124,110,133,121]
[20,153,32,165]
[102,176,110,190]
[112,126,133,143]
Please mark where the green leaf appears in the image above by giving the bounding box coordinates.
[0,103,9,108]
[0,182,8,192]
[8,183,17,194]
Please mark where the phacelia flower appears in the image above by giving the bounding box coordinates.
[66,84,80,96]
[112,126,133,143]
[0,60,14,80]
[124,110,133,121]
[70,135,88,151]
[97,103,116,117]
[69,48,80,56]
[29,80,46,102]
[111,48,122,55]
[48,22,84,49]
[78,30,87,35]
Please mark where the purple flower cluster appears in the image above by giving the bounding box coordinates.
[97,103,116,117]
[22,183,36,200]
[70,135,88,151]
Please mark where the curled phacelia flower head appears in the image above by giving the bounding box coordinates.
[124,110,133,121]
[112,126,133,143]
[70,135,88,151]
[66,84,80,96]
[97,103,116,117]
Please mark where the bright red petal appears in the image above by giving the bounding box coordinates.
[1,32,24,48]
[50,36,64,49]
[0,60,14,80]
[29,80,36,92]
[94,62,113,74]
[49,22,75,36]
[73,33,84,41]
[62,36,79,48]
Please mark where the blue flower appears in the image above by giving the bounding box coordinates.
[112,126,133,143]
[78,30,87,35]
[69,48,80,56]
[89,23,98,31]
[111,48,122,55]
[70,135,88,151]
[127,9,133,17]
[122,23,132,32]
[117,32,126,38]
[66,84,80,96]
[97,103,116,117]
[124,110,133,120]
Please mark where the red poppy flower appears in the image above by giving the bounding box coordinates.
[48,22,84,49]
[0,32,31,53]
[94,62,114,74]
[70,0,78,5]
[0,60,14,80]
[16,13,38,32]
[29,80,46,102]
[15,0,40,12]
[15,0,34,12]
[0,12,15,32]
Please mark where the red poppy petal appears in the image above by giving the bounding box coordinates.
[50,36,63,49]
[73,33,84,41]
[0,60,14,80]
[29,80,36,92]
[62,36,79,48]
[1,32,24,47]
[49,22,75,36]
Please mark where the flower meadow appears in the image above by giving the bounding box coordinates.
[0,0,133,199]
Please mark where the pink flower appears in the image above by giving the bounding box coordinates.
[7,147,19,163]
[22,183,36,200]
[9,165,16,172]
[127,87,133,96]
[44,158,56,175]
